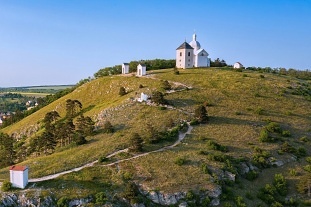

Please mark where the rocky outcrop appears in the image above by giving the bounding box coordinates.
[0,193,54,207]
[147,191,186,205]
[11,124,40,140]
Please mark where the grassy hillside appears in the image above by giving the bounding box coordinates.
[1,68,311,206]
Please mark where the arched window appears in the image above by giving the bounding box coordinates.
[180,52,182,56]
[188,52,191,56]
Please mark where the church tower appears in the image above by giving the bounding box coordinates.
[176,42,194,69]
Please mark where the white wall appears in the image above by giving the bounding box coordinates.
[10,169,28,189]
[176,49,194,69]
[122,64,129,74]
[137,65,146,76]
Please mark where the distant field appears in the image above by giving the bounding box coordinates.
[24,85,74,90]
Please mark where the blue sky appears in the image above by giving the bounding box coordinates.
[0,0,310,87]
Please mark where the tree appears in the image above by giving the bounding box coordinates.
[0,133,15,167]
[76,115,95,136]
[44,111,60,132]
[66,99,82,118]
[129,133,143,152]
[145,123,160,144]
[194,105,208,123]
[103,121,114,133]
[151,91,166,105]
[119,87,127,96]
[162,80,172,90]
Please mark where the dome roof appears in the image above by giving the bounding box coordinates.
[189,33,201,51]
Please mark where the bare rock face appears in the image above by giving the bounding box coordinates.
[0,193,54,207]
[147,191,186,205]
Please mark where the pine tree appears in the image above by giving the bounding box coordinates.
[194,105,208,123]
[129,133,143,152]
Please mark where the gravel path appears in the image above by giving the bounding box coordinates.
[29,124,193,183]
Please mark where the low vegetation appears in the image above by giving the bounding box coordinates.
[0,67,310,206]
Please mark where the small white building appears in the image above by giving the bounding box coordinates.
[138,93,149,102]
[137,64,146,76]
[0,118,2,125]
[9,165,28,189]
[233,62,244,69]
[122,63,129,74]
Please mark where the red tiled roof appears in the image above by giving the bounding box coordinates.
[9,165,28,171]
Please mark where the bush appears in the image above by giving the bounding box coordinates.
[1,180,12,191]
[300,136,309,142]
[282,130,291,137]
[119,86,127,96]
[194,105,208,123]
[255,107,264,115]
[266,122,282,133]
[57,197,69,207]
[273,173,287,196]
[98,156,108,163]
[259,129,273,142]
[289,169,297,176]
[245,170,259,181]
[95,192,107,205]
[175,157,186,166]
[103,121,114,133]
[162,80,172,90]
[206,140,228,152]
[173,68,180,75]
[190,119,199,125]
[138,84,144,88]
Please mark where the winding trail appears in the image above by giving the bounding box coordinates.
[29,124,193,183]
[29,74,194,183]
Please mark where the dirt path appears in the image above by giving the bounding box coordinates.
[29,125,193,183]
[29,74,194,183]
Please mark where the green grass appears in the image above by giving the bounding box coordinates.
[0,68,310,204]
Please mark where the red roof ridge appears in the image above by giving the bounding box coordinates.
[9,165,28,171]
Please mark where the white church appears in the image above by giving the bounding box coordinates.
[176,33,210,69]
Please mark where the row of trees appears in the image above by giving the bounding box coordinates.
[94,59,175,78]
[246,67,311,80]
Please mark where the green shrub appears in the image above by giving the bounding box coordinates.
[289,169,297,176]
[1,180,12,191]
[273,173,287,196]
[119,86,127,96]
[98,156,108,163]
[255,107,264,115]
[259,129,273,142]
[95,192,107,205]
[201,163,210,174]
[303,164,311,172]
[300,136,309,142]
[245,170,259,181]
[282,130,291,137]
[186,190,195,200]
[206,140,228,152]
[175,157,186,166]
[266,122,282,133]
[57,197,69,207]
[296,147,307,157]
[235,196,247,207]
[103,121,114,133]
[190,119,199,125]
[138,84,144,88]
[260,74,265,78]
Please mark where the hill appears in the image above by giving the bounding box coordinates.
[0,68,311,206]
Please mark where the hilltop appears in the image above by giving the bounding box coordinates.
[0,67,311,206]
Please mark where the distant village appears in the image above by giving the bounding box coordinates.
[0,98,39,126]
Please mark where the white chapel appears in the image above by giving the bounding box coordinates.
[176,33,210,69]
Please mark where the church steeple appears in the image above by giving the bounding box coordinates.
[192,33,197,41]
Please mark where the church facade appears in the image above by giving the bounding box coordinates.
[176,33,210,69]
